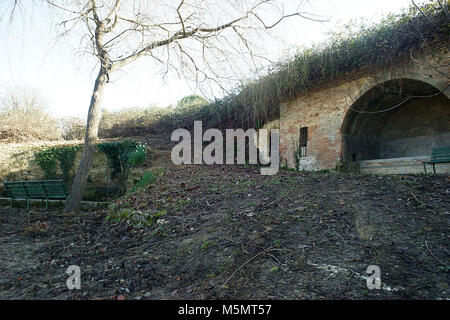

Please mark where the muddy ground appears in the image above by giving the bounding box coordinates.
[1,155,449,300]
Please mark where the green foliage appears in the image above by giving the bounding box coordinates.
[106,168,163,226]
[201,240,213,251]
[96,140,147,179]
[106,207,167,227]
[35,149,58,179]
[128,143,147,166]
[35,145,81,181]
[57,145,82,182]
[334,159,347,173]
[97,140,147,195]
[438,265,449,273]
[129,171,157,194]
[175,94,209,109]
[36,140,146,190]
[294,150,301,172]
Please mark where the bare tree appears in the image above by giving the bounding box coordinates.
[13,0,321,212]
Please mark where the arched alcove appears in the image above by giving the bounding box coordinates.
[342,79,450,165]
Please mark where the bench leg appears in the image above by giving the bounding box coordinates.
[45,198,49,211]
[25,198,30,211]
[433,163,436,174]
[423,163,427,174]
[9,198,13,209]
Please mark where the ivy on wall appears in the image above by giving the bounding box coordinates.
[35,145,81,181]
[97,139,148,194]
[97,140,147,178]
[35,140,147,186]
[33,140,147,201]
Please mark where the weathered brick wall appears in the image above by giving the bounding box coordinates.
[279,46,450,171]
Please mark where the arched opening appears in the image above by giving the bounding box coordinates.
[342,79,449,170]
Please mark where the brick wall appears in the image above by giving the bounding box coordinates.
[279,47,450,172]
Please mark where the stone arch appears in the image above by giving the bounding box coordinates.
[341,78,450,166]
[348,71,450,105]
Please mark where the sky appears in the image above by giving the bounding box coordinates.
[0,0,428,119]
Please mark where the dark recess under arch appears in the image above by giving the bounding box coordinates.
[341,78,450,164]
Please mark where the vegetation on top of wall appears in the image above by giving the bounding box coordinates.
[195,0,448,131]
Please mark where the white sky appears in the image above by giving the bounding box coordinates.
[0,0,427,119]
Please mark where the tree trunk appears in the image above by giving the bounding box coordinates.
[63,68,108,212]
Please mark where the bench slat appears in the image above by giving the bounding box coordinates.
[424,146,450,173]
[3,180,68,205]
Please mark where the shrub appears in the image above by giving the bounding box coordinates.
[97,139,147,194]
[128,142,148,166]
[129,171,156,194]
[60,117,85,140]
[0,88,61,142]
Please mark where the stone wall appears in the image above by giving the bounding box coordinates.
[0,141,72,182]
[279,46,450,173]
[0,141,114,197]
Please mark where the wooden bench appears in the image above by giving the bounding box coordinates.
[423,146,450,174]
[3,180,68,210]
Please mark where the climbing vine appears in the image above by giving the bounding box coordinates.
[57,145,82,182]
[35,148,58,179]
[35,140,147,189]
[96,140,147,180]
[35,145,82,181]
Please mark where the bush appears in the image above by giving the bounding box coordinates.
[130,171,156,193]
[0,88,61,142]
[60,117,85,140]
[99,106,173,138]
[98,95,210,138]
[128,142,148,166]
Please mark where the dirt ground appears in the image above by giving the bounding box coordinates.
[0,150,449,300]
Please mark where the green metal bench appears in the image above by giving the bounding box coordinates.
[423,146,450,174]
[3,180,68,210]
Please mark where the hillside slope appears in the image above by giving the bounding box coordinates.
[0,142,449,299]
